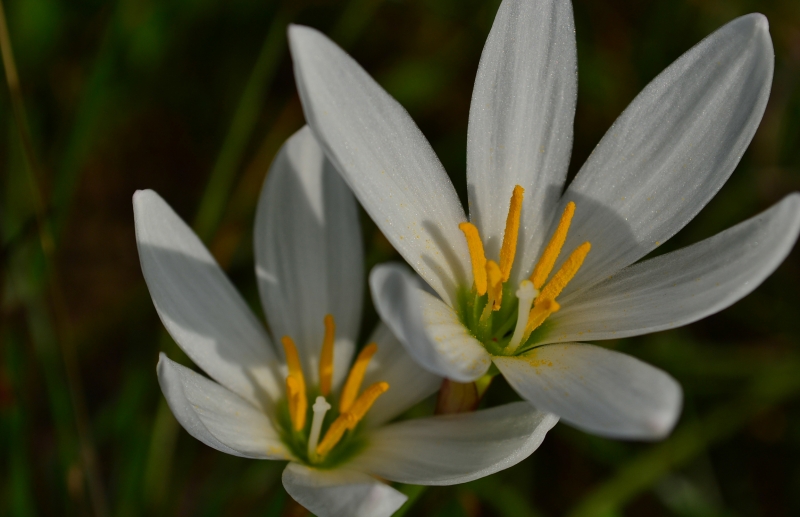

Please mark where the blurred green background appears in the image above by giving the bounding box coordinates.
[2,0,799,515]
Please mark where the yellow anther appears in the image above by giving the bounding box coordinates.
[530,202,576,289]
[499,185,524,282]
[281,336,307,431]
[522,298,561,343]
[339,343,378,413]
[286,375,307,431]
[486,260,503,311]
[480,260,503,321]
[281,336,306,387]
[459,222,488,295]
[345,382,390,429]
[315,382,389,458]
[315,413,355,457]
[319,314,336,397]
[538,242,591,302]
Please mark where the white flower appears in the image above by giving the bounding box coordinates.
[134,127,558,517]
[288,0,800,440]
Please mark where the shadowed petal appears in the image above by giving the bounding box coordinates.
[494,343,682,439]
[352,402,558,485]
[134,190,281,407]
[255,126,361,388]
[157,354,290,459]
[282,463,407,517]
[545,194,800,343]
[362,323,442,428]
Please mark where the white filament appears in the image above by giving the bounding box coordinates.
[308,396,331,461]
[506,280,537,354]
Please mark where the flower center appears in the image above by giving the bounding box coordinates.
[279,315,389,466]
[457,186,591,356]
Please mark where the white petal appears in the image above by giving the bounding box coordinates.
[134,190,281,407]
[370,264,491,382]
[289,25,470,305]
[282,463,407,517]
[361,323,442,428]
[494,344,682,440]
[546,194,800,343]
[351,402,558,485]
[255,126,362,388]
[467,0,577,282]
[557,14,774,294]
[157,354,290,460]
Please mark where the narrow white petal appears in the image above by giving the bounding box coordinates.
[545,194,800,342]
[157,354,290,460]
[134,190,280,407]
[558,14,774,294]
[351,402,558,485]
[468,0,577,282]
[289,25,470,305]
[370,264,491,382]
[255,126,361,388]
[361,323,442,428]
[494,344,682,440]
[282,463,407,517]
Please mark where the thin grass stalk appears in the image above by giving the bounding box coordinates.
[0,2,109,516]
[193,6,296,241]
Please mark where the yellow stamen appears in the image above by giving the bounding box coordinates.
[486,260,503,311]
[459,222,488,295]
[315,413,355,457]
[315,382,389,457]
[281,336,306,388]
[319,314,336,397]
[480,260,503,321]
[522,298,561,343]
[530,202,576,289]
[281,336,307,430]
[339,343,378,413]
[285,375,307,431]
[538,242,591,302]
[499,185,524,282]
[345,382,390,429]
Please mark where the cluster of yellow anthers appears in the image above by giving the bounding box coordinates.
[280,315,389,462]
[459,185,591,354]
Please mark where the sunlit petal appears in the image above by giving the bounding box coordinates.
[468,0,577,283]
[557,14,774,295]
[134,190,281,407]
[289,24,471,305]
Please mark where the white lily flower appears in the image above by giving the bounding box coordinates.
[288,0,800,440]
[134,127,558,517]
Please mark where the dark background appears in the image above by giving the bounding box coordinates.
[2,0,799,515]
